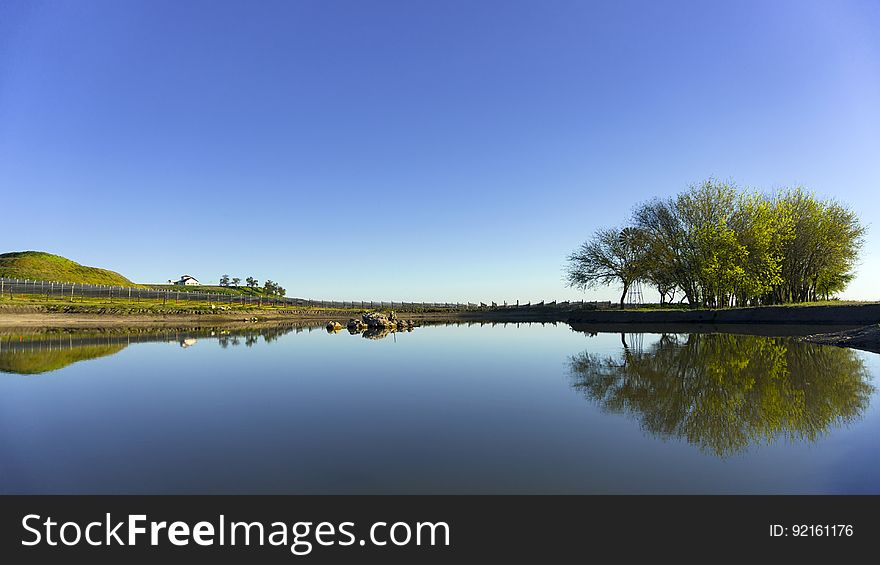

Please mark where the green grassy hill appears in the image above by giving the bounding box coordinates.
[149,284,273,297]
[0,251,140,287]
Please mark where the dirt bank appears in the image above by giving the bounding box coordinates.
[568,322,863,337]
[0,304,350,328]
[802,325,880,354]
[0,304,580,328]
[567,303,880,325]
[2,302,879,329]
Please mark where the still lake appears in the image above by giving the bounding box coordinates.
[1,322,878,494]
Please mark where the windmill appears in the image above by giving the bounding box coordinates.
[626,281,643,307]
[618,226,645,309]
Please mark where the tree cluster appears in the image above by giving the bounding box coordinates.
[219,274,286,297]
[566,180,865,309]
[262,279,286,297]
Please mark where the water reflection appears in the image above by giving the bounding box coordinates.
[0,324,318,375]
[568,333,873,457]
[356,327,414,340]
[0,342,126,375]
[0,320,430,375]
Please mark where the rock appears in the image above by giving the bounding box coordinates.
[362,312,395,328]
[347,318,367,331]
[326,321,343,332]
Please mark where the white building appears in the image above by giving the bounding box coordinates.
[170,275,200,286]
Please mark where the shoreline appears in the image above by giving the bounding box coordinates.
[566,303,880,325]
[1,302,879,328]
[2,304,879,354]
[801,325,880,355]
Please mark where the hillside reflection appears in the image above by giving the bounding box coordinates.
[568,333,873,457]
[0,324,317,374]
[0,320,426,375]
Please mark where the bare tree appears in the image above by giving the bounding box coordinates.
[566,227,649,309]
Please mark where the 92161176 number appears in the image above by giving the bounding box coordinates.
[791,524,853,537]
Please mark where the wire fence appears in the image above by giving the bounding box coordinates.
[0,277,611,311]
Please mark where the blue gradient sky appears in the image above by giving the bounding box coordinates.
[1,0,878,302]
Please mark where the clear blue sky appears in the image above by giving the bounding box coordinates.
[1,0,878,302]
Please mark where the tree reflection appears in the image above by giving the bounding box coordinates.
[568,333,873,457]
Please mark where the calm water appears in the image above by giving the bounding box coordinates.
[1,323,878,494]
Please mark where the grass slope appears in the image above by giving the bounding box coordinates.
[0,251,140,287]
[148,284,273,297]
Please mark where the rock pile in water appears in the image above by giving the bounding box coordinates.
[328,311,418,337]
[361,311,415,330]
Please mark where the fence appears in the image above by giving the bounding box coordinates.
[0,277,610,311]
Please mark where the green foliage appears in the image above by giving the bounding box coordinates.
[571,179,866,307]
[0,251,140,287]
[262,279,286,297]
[772,188,865,303]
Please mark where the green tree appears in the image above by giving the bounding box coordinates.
[728,192,790,305]
[219,274,230,287]
[633,197,701,306]
[772,189,865,303]
[263,280,277,295]
[629,180,864,307]
[231,277,241,287]
[246,277,258,288]
[675,180,748,307]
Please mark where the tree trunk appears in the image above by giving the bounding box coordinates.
[619,283,629,310]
